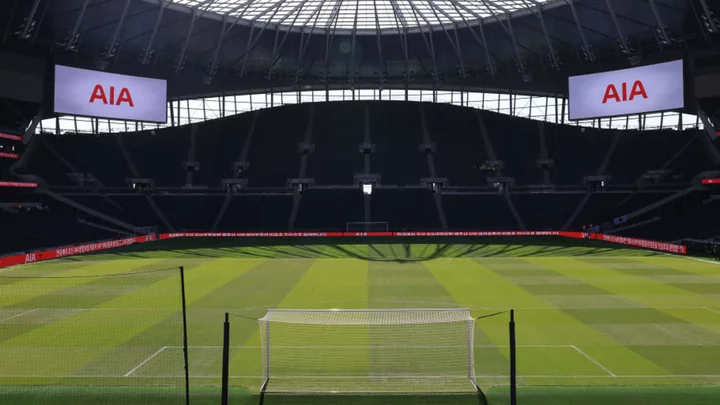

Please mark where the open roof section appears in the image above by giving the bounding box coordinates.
[162,0,566,34]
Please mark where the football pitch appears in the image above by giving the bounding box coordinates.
[2,237,720,405]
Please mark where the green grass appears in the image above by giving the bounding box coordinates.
[1,238,720,404]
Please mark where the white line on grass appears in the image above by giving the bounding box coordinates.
[676,255,720,266]
[124,346,167,377]
[3,374,720,379]
[703,307,720,315]
[148,374,720,379]
[0,308,38,322]
[165,344,575,349]
[570,345,616,377]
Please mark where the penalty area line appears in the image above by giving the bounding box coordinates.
[165,344,576,349]
[0,308,38,322]
[571,345,616,377]
[703,307,720,315]
[124,346,168,377]
[3,374,720,379]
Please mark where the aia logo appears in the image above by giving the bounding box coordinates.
[25,253,36,263]
[602,80,648,104]
[89,85,135,107]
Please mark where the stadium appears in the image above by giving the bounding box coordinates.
[1,0,720,404]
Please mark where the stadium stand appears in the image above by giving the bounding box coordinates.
[370,103,428,185]
[306,103,365,185]
[294,189,364,231]
[121,129,190,187]
[371,189,440,230]
[545,125,614,184]
[443,194,517,231]
[222,195,294,231]
[247,105,309,186]
[483,113,543,185]
[425,104,490,186]
[195,114,253,186]
[3,102,719,251]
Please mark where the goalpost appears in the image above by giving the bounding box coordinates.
[346,222,389,233]
[258,309,477,394]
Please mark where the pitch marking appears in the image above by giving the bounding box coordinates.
[0,308,38,322]
[571,345,616,377]
[3,374,719,379]
[679,256,720,266]
[167,344,575,349]
[703,307,720,315]
[124,346,168,377]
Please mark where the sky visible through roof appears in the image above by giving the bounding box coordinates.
[171,0,557,31]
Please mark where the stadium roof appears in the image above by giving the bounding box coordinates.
[162,0,564,33]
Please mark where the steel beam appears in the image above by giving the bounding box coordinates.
[293,0,327,83]
[388,0,411,98]
[237,0,290,76]
[405,1,439,81]
[141,0,170,65]
[373,0,385,85]
[207,2,255,77]
[698,0,718,33]
[102,0,132,60]
[263,0,310,80]
[20,0,42,39]
[647,0,670,44]
[602,0,631,55]
[65,0,91,50]
[524,0,559,69]
[564,0,593,61]
[175,8,199,73]
[3,0,19,44]
[175,1,218,73]
[426,0,466,76]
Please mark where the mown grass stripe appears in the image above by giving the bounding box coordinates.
[527,257,720,377]
[457,258,675,380]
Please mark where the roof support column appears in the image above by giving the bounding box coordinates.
[176,7,200,73]
[64,0,91,51]
[525,0,559,69]
[99,0,132,67]
[602,0,633,61]
[373,0,386,90]
[483,1,527,77]
[698,0,718,33]
[564,0,594,62]
[321,1,342,100]
[292,0,326,84]
[19,0,42,39]
[446,0,496,75]
[647,0,671,44]
[141,0,170,65]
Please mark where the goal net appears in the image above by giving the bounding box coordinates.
[346,222,389,233]
[258,309,477,394]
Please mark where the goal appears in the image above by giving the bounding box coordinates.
[258,309,477,394]
[346,222,389,233]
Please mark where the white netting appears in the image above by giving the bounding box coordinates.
[346,222,389,232]
[258,309,476,393]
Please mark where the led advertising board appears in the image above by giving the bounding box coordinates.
[54,65,167,123]
[568,60,684,121]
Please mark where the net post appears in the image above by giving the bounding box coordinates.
[179,266,190,405]
[261,312,270,393]
[509,309,517,405]
[467,310,477,391]
[221,312,230,405]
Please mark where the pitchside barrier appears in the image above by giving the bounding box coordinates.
[0,231,686,269]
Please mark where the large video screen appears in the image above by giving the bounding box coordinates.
[568,60,684,121]
[54,65,167,123]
